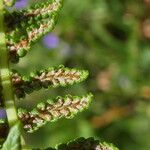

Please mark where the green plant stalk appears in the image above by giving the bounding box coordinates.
[0,2,30,148]
[0,0,18,128]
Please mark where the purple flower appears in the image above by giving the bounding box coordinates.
[0,109,6,119]
[14,0,28,9]
[43,33,59,49]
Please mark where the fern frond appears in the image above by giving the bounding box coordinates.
[3,0,16,6]
[12,66,89,98]
[18,94,93,133]
[5,0,63,63]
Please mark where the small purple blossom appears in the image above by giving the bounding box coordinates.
[14,0,28,9]
[0,109,6,119]
[43,33,59,49]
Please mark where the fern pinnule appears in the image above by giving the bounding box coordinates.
[12,66,89,98]
[34,137,119,150]
[18,94,93,133]
[56,137,119,150]
[5,0,63,63]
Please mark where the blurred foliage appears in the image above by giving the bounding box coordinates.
[12,0,150,149]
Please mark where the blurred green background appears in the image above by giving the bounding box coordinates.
[13,0,150,149]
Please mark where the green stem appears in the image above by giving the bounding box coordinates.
[0,2,26,149]
[0,0,18,128]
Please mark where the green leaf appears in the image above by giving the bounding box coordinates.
[18,94,93,133]
[1,122,21,150]
[12,66,89,98]
[4,0,64,63]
